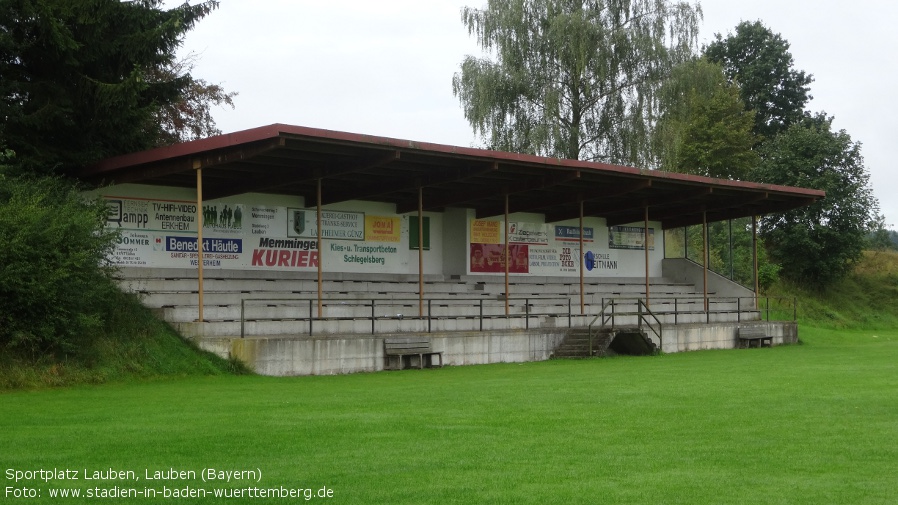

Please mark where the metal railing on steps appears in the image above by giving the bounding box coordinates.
[587,298,662,356]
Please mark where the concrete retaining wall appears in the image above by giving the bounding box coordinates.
[662,258,756,299]
[201,329,568,376]
[198,321,797,376]
[660,321,797,353]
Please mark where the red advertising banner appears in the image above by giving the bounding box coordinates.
[470,244,529,273]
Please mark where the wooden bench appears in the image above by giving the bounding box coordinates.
[738,326,773,348]
[384,338,443,370]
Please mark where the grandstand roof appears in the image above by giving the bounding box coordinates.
[82,124,824,229]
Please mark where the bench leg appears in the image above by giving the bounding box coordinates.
[422,352,443,368]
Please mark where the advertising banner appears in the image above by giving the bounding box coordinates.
[470,244,529,273]
[554,225,594,242]
[201,203,244,234]
[469,220,596,275]
[471,220,502,244]
[247,237,318,269]
[287,209,365,241]
[105,197,198,233]
[365,216,401,242]
[247,205,281,236]
[583,250,619,271]
[103,197,415,272]
[608,225,655,250]
[110,231,153,267]
[507,222,549,245]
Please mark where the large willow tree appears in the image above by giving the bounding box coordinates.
[452,0,702,164]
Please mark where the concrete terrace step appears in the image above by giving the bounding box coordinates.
[119,276,698,298]
[120,278,475,294]
[132,289,712,311]
[115,267,452,283]
[158,299,582,323]
[148,293,748,326]
[119,272,713,311]
[175,313,585,338]
[116,268,695,288]
[133,290,498,308]
[116,268,756,338]
[122,282,701,299]
[552,329,614,358]
[474,282,697,294]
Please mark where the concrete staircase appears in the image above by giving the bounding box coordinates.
[552,328,611,359]
[552,328,613,358]
[552,326,658,358]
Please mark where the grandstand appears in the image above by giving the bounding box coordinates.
[85,125,818,375]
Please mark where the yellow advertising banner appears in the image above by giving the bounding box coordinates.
[471,219,502,244]
[365,216,401,242]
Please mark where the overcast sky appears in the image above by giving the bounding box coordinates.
[171,0,898,225]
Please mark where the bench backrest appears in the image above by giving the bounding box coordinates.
[739,326,767,338]
[384,338,433,355]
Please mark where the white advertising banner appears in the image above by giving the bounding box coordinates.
[104,197,419,273]
[507,221,550,245]
[287,209,365,240]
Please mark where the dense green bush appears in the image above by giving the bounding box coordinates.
[0,174,119,357]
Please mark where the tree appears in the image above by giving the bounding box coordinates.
[704,21,813,142]
[652,58,758,179]
[0,0,221,176]
[452,0,702,164]
[754,114,877,286]
[0,1,228,360]
[151,52,237,145]
[866,212,896,251]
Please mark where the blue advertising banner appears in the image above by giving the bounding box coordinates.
[555,225,594,242]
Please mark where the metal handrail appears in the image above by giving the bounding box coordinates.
[637,299,663,352]
[586,298,663,356]
[237,294,796,339]
[239,296,573,338]
[587,298,618,356]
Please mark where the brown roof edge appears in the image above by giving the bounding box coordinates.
[83,124,286,176]
[82,123,825,201]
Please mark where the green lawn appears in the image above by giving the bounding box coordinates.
[3,327,897,504]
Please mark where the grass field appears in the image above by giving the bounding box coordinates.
[2,326,897,504]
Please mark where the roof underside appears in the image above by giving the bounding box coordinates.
[81,124,824,230]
